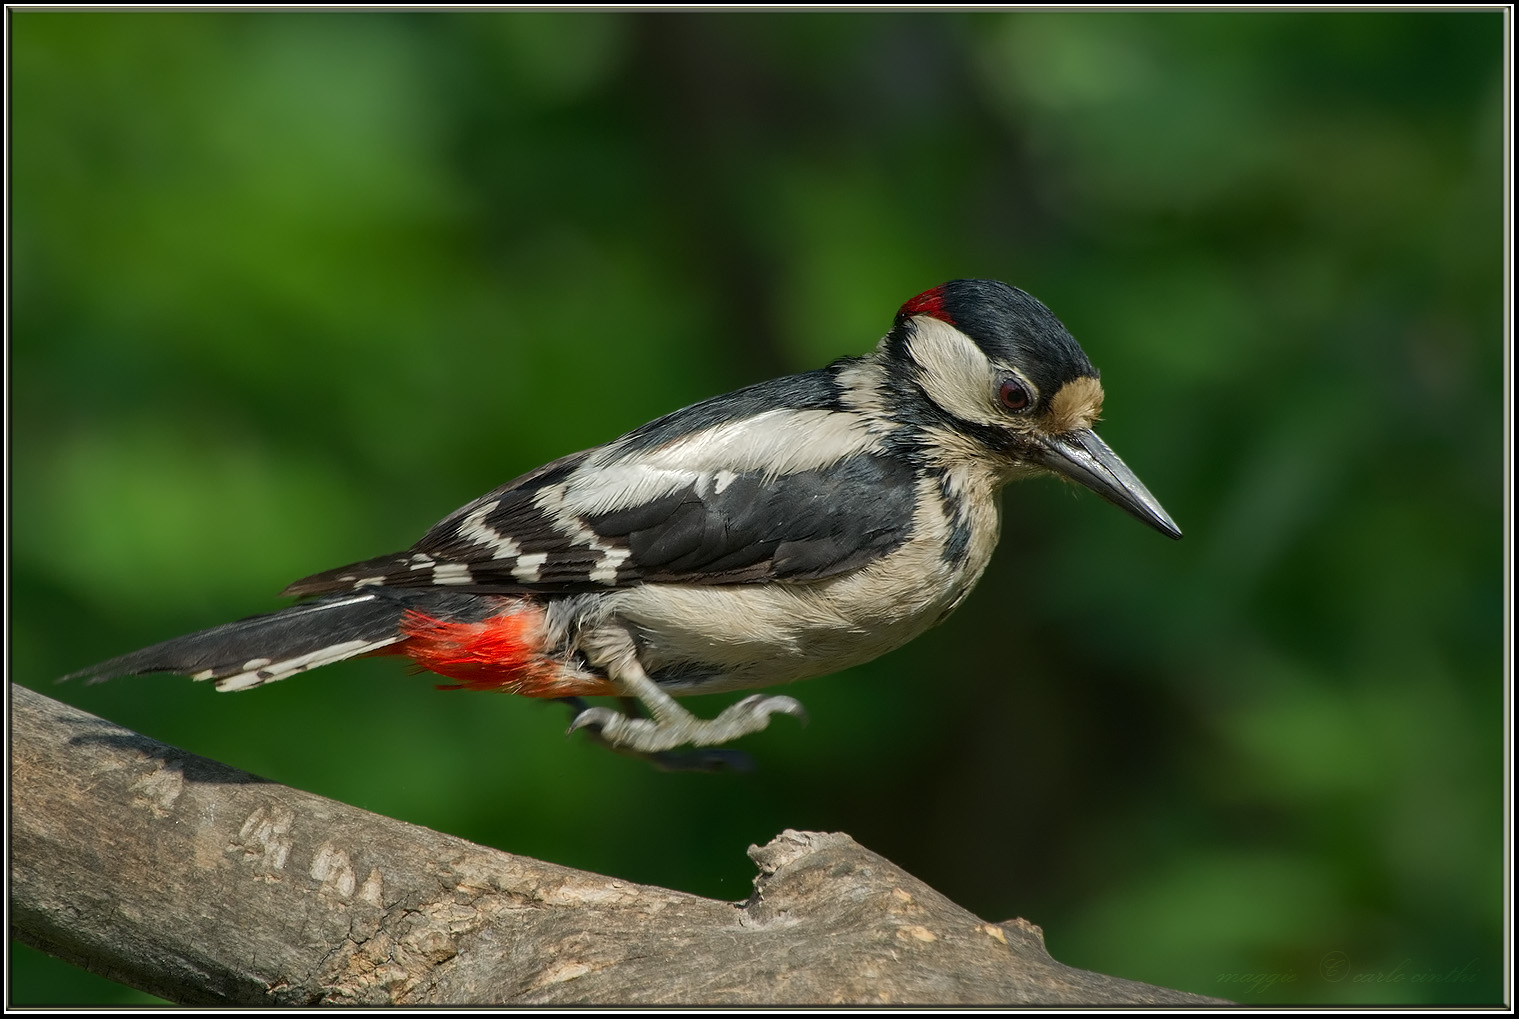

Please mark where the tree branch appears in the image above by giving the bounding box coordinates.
[10,684,1225,1005]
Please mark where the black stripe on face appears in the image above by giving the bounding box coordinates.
[935,471,973,568]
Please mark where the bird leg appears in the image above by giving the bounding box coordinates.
[564,656,806,756]
[557,697,758,773]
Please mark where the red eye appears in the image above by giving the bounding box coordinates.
[999,379,1031,412]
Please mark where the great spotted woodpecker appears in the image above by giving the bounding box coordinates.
[64,279,1181,766]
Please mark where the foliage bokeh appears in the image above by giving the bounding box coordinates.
[8,11,1505,1006]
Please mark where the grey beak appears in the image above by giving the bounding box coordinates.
[1035,429,1183,539]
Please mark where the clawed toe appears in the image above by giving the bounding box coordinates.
[730,694,808,725]
[565,705,618,735]
[567,706,667,747]
[566,693,807,756]
[566,704,685,753]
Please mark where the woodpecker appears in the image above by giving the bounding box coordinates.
[64,279,1180,765]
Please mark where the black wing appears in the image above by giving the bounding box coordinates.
[284,450,916,597]
[283,370,918,598]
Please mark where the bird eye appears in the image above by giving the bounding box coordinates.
[998,379,1032,412]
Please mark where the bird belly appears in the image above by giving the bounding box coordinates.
[608,472,1001,695]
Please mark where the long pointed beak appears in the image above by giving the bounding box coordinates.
[1034,429,1182,539]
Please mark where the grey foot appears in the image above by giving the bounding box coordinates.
[567,694,807,754]
[556,697,757,771]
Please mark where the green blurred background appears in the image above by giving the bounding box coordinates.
[8,10,1506,1006]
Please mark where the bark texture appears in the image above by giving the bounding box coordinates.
[10,683,1226,1005]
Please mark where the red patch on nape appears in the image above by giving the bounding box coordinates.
[898,285,954,324]
[395,607,615,698]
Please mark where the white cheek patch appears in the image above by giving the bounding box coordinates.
[907,317,1003,427]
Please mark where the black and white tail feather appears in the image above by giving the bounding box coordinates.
[64,590,493,693]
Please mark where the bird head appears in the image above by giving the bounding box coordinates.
[885,279,1182,539]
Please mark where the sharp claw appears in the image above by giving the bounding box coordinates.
[771,695,808,724]
[568,705,675,751]
[568,693,809,757]
[566,706,614,735]
[731,694,808,726]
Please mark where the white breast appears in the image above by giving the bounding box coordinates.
[602,470,1002,695]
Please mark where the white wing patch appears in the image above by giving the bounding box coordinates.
[553,465,702,518]
[630,408,879,479]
